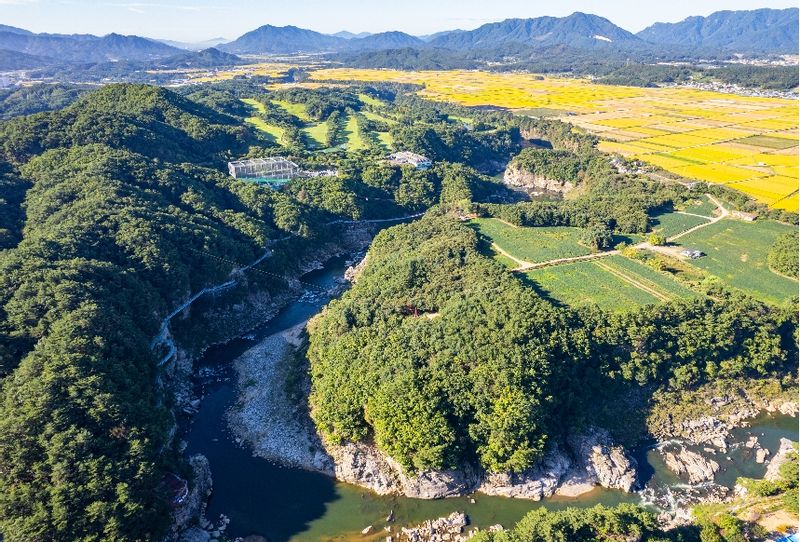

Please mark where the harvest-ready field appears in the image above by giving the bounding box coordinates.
[307,69,799,212]
[526,255,696,311]
[470,219,592,265]
[676,218,798,304]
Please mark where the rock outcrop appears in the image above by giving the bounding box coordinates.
[395,512,471,542]
[479,445,570,500]
[172,455,212,535]
[662,447,720,484]
[765,438,796,481]
[568,429,638,492]
[328,442,479,499]
[502,163,573,194]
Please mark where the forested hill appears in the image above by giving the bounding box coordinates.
[0,84,252,165]
[0,84,353,541]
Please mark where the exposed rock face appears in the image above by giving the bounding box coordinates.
[765,438,796,481]
[662,447,720,484]
[479,445,570,500]
[344,253,368,283]
[569,429,638,492]
[327,442,479,499]
[396,512,471,542]
[503,163,573,194]
[172,455,212,534]
[480,429,637,499]
[676,416,730,451]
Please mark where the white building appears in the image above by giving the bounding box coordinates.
[228,157,300,181]
[386,151,432,170]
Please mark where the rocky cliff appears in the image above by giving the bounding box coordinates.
[502,163,574,194]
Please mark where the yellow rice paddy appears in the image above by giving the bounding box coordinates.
[308,68,799,211]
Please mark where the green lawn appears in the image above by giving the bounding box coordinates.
[376,131,394,151]
[471,218,592,266]
[649,211,710,238]
[272,99,312,122]
[358,93,386,108]
[241,99,285,144]
[241,98,266,113]
[302,122,329,149]
[344,114,368,151]
[363,110,398,125]
[677,218,798,304]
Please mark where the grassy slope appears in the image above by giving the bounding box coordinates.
[272,99,312,122]
[241,98,285,145]
[344,113,368,151]
[302,122,329,149]
[678,219,798,304]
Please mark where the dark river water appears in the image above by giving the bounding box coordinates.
[183,255,798,542]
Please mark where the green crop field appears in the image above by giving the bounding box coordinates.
[736,135,798,150]
[649,211,710,238]
[272,99,312,121]
[526,258,659,311]
[679,195,719,217]
[677,218,798,304]
[471,218,592,265]
[302,122,328,149]
[526,255,696,311]
[601,255,699,300]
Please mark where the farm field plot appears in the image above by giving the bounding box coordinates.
[308,68,798,211]
[525,255,694,311]
[679,195,719,217]
[649,211,710,238]
[676,219,798,304]
[471,219,591,266]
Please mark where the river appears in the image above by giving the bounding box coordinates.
[183,255,798,542]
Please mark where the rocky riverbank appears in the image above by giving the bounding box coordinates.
[168,223,380,540]
[226,317,640,501]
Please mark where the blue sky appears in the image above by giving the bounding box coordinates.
[1,0,797,42]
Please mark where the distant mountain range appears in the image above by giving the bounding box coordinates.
[428,12,640,50]
[0,7,797,69]
[0,28,180,63]
[157,37,229,51]
[637,8,798,53]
